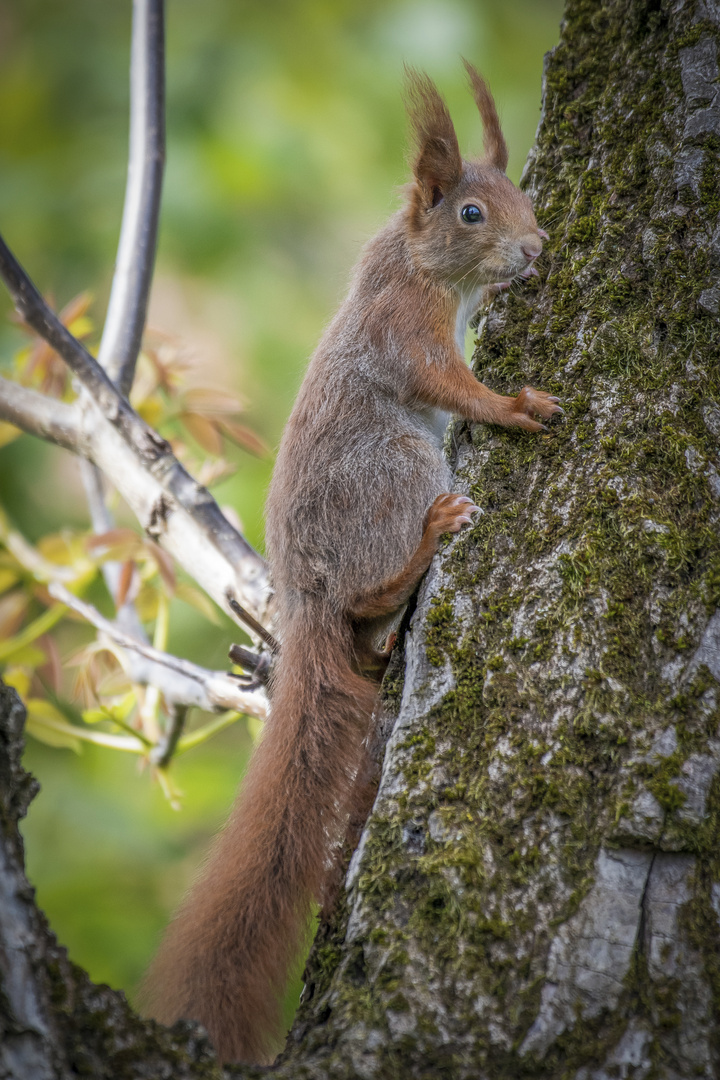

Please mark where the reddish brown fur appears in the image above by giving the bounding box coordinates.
[463,59,509,171]
[405,65,462,212]
[142,65,561,1065]
[141,602,378,1063]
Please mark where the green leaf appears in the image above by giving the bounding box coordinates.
[0,421,22,449]
[176,710,241,754]
[3,666,31,698]
[1,643,47,668]
[81,707,110,725]
[0,568,19,595]
[109,691,137,722]
[0,603,66,661]
[26,698,82,753]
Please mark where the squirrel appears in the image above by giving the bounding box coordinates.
[141,61,561,1065]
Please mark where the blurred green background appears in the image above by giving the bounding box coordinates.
[0,0,563,1020]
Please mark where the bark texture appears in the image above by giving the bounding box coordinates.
[2,1,720,1077]
[284,1,720,1076]
[0,683,235,1080]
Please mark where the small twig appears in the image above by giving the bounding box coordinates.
[175,710,241,755]
[47,582,268,719]
[150,703,188,768]
[0,511,79,584]
[30,715,147,754]
[228,643,272,689]
[49,581,203,680]
[99,0,165,396]
[228,643,264,671]
[226,591,279,653]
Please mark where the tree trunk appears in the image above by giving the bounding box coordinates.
[2,0,720,1077]
[286,0,720,1076]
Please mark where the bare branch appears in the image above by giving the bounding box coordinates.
[0,234,139,425]
[99,0,165,396]
[150,704,188,768]
[48,583,269,719]
[0,234,270,625]
[226,591,279,652]
[76,399,270,623]
[78,2,165,634]
[0,376,82,453]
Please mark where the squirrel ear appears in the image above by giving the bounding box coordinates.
[404,66,462,207]
[462,59,509,173]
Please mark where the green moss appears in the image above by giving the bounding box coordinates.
[699,135,720,215]
[425,595,456,666]
[285,4,720,1075]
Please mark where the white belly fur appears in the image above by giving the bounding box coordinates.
[415,285,484,449]
[455,283,484,356]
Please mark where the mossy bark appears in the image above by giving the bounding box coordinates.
[3,1,720,1077]
[285,0,720,1077]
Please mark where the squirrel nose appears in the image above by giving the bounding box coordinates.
[521,241,542,260]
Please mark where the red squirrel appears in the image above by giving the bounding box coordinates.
[142,62,561,1064]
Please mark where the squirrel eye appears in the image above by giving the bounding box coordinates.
[461,204,483,224]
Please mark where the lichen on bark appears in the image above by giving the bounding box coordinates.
[286,1,720,1077]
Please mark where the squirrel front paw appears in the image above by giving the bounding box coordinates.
[509,386,563,432]
[426,493,480,535]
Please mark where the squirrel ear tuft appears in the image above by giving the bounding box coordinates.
[462,59,508,173]
[404,65,462,206]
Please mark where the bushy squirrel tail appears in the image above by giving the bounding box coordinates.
[141,600,377,1064]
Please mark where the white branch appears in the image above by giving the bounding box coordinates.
[0,376,81,453]
[75,395,269,623]
[48,583,268,720]
[0,236,271,630]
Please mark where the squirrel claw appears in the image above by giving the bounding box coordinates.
[514,386,564,420]
[427,493,481,535]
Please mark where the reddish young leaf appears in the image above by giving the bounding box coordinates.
[181,412,224,456]
[219,419,269,458]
